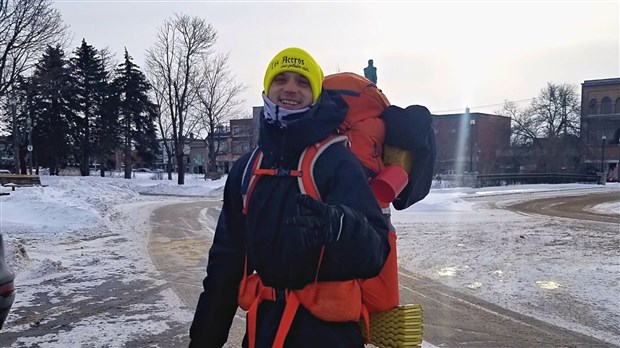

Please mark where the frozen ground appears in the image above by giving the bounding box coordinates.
[0,174,618,347]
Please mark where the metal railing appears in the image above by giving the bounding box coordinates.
[475,173,600,187]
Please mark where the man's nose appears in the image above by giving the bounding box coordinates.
[282,79,297,93]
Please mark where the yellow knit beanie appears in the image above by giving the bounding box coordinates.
[263,47,324,103]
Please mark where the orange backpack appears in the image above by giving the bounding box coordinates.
[238,73,400,348]
[323,72,390,179]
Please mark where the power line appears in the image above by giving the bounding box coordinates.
[432,98,534,114]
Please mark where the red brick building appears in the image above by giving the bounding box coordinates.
[433,109,511,174]
[580,77,620,181]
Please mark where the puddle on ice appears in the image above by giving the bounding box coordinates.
[466,282,482,289]
[536,280,562,289]
[437,266,458,276]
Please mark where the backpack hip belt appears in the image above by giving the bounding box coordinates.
[238,252,366,348]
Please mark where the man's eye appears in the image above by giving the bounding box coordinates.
[298,79,310,87]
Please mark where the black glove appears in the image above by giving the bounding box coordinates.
[285,194,344,247]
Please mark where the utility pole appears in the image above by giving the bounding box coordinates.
[468,108,475,172]
[600,135,606,175]
[9,94,19,174]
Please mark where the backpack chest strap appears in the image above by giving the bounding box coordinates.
[254,168,302,177]
[241,135,348,214]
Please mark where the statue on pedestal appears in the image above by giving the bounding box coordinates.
[364,59,377,84]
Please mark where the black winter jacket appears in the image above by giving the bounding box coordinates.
[189,91,391,348]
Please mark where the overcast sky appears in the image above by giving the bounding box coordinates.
[52,0,619,115]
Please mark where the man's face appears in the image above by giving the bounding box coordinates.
[267,71,313,110]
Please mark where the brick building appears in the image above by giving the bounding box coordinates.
[433,109,511,175]
[230,118,257,158]
[211,114,260,173]
[580,77,620,181]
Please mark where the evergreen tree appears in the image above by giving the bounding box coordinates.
[27,45,74,175]
[112,49,159,179]
[92,50,121,178]
[69,39,110,176]
[94,81,121,177]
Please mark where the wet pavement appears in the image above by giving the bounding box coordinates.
[150,196,617,348]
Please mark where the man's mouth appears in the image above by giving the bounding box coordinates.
[280,99,300,107]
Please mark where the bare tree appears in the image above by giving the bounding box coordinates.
[500,100,538,147]
[530,82,581,139]
[195,53,246,175]
[501,82,582,172]
[149,80,175,180]
[502,83,581,144]
[145,13,216,185]
[0,0,68,98]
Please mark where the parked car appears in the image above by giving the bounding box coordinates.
[135,168,153,173]
[0,170,11,174]
[0,234,15,330]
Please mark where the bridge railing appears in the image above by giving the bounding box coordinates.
[474,173,600,188]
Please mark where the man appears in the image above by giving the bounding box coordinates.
[189,47,390,347]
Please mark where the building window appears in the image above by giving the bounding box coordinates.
[615,97,620,113]
[601,97,612,114]
[589,99,598,115]
[232,125,251,137]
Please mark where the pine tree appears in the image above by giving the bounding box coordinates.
[69,39,110,176]
[26,45,74,175]
[112,49,159,179]
[95,81,121,177]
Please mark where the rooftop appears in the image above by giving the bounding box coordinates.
[582,77,620,87]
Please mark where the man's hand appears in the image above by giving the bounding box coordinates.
[285,194,344,247]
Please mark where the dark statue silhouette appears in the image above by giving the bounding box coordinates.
[364,59,377,84]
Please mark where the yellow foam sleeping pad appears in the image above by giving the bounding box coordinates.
[360,304,424,348]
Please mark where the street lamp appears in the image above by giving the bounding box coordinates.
[469,116,475,172]
[9,94,19,174]
[26,115,32,174]
[600,135,606,176]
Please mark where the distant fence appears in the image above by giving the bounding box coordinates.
[475,173,600,188]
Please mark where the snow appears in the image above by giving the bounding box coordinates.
[588,201,618,215]
[0,174,618,347]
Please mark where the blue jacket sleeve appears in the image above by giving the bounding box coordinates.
[189,156,248,348]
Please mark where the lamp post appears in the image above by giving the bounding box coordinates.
[617,137,620,182]
[469,116,475,173]
[9,94,19,174]
[600,135,606,176]
[26,114,33,174]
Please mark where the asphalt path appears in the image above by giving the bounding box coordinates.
[504,191,619,224]
[148,200,247,347]
[149,191,618,347]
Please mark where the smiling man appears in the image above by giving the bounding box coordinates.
[261,47,324,124]
[189,47,390,347]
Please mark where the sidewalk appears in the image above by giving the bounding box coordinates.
[399,269,612,347]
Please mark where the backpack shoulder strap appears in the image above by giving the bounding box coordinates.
[241,147,264,214]
[241,135,348,213]
[297,135,349,202]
